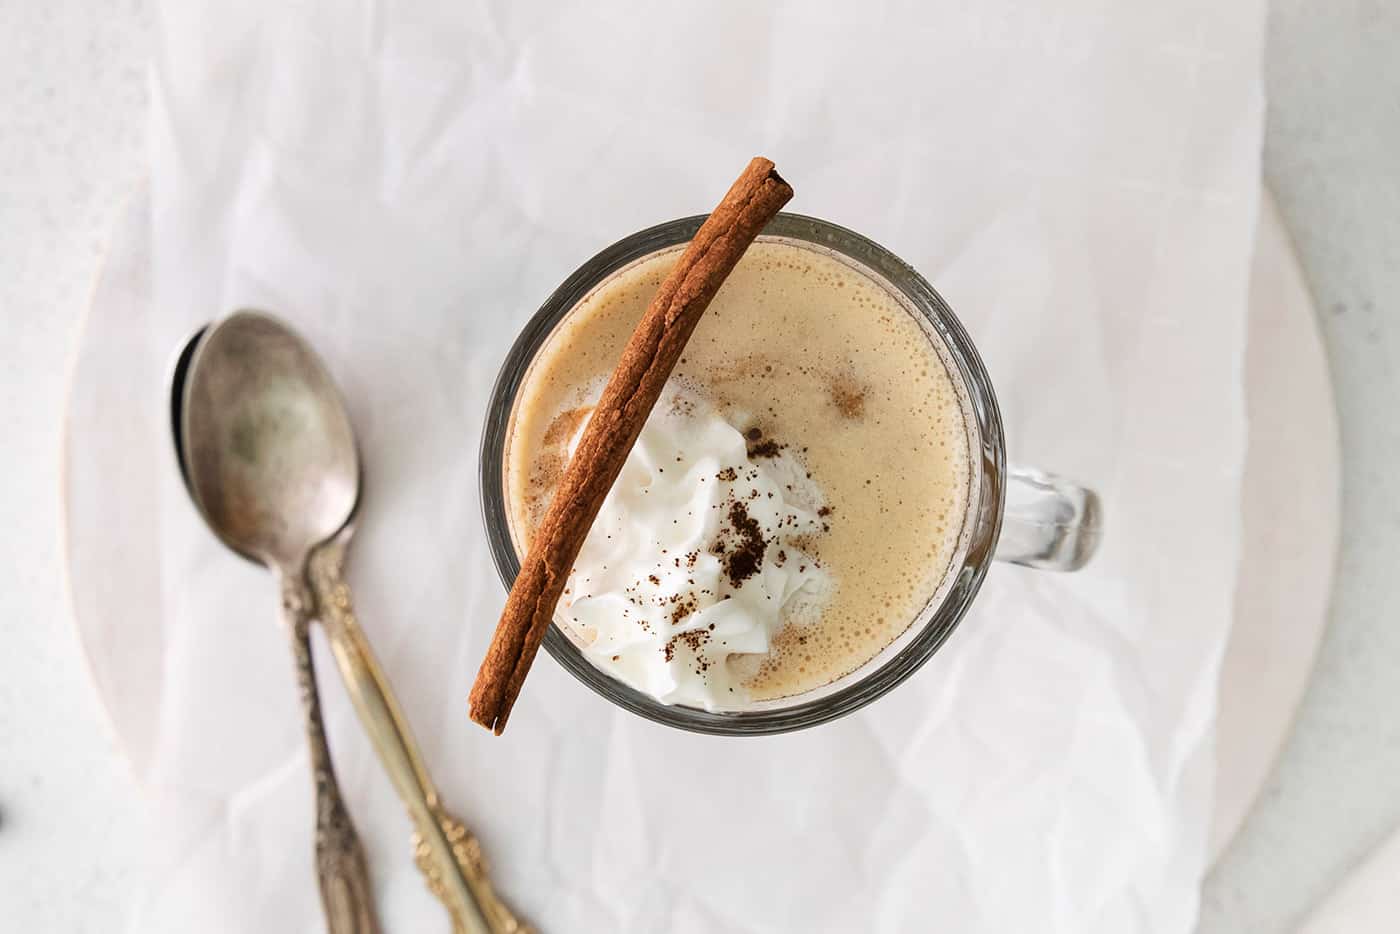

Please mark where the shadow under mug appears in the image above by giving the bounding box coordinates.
[480,213,1102,736]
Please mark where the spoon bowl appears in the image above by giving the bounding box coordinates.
[180,310,358,572]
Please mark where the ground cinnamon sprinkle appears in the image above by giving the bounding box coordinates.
[664,629,713,668]
[718,500,768,587]
[830,374,866,418]
[541,405,593,446]
[668,594,699,626]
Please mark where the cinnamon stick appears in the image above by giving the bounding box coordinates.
[470,157,793,733]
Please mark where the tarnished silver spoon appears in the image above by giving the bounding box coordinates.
[170,320,379,933]
[173,310,525,934]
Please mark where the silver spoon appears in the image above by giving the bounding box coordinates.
[170,322,379,933]
[174,310,526,934]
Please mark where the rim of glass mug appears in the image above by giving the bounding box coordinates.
[479,212,1091,736]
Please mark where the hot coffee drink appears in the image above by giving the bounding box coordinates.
[503,238,973,708]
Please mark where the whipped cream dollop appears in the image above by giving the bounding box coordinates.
[560,388,832,710]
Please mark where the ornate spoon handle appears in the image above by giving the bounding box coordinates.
[280,575,381,934]
[308,542,531,934]
[413,805,533,934]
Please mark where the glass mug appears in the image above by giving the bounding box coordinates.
[480,213,1101,735]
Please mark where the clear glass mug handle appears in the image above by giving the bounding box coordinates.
[994,465,1103,571]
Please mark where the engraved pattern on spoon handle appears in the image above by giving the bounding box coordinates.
[281,575,382,934]
[414,804,535,934]
[308,541,528,933]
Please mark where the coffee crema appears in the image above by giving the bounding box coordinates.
[504,238,973,703]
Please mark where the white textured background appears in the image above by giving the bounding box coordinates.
[0,2,1396,930]
[1200,2,1400,931]
[0,2,149,928]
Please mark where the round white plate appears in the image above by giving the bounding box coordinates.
[1208,192,1341,858]
[62,187,1339,866]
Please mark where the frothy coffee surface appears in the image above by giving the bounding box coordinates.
[505,238,972,702]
